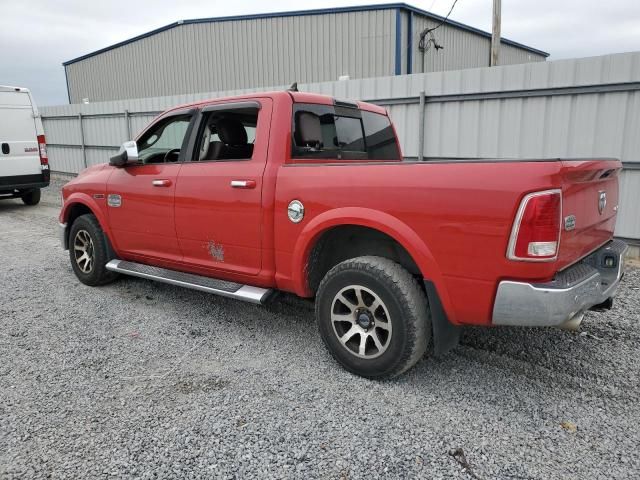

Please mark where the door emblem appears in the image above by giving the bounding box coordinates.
[564,215,576,231]
[287,200,304,223]
[107,194,122,207]
[598,191,606,215]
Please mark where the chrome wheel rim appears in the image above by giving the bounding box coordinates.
[331,285,392,359]
[73,229,94,274]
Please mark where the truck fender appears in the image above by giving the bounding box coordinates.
[290,207,455,320]
[60,193,115,250]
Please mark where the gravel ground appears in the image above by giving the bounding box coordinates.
[1,180,639,479]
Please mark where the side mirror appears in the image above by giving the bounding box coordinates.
[110,140,139,167]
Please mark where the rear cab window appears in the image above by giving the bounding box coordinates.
[291,103,400,161]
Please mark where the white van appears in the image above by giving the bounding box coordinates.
[0,85,49,205]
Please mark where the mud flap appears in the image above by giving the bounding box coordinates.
[424,280,461,356]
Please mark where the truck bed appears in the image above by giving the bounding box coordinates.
[274,157,621,326]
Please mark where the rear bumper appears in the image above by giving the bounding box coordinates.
[0,173,49,193]
[492,239,628,327]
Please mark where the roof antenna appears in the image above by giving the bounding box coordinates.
[287,82,298,92]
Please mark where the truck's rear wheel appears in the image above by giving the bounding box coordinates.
[316,256,430,379]
[68,214,118,286]
[21,189,41,206]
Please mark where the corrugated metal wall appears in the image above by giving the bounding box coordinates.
[65,10,397,103]
[64,7,544,103]
[43,52,640,241]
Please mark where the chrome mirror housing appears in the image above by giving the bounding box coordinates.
[110,140,138,167]
[123,140,138,162]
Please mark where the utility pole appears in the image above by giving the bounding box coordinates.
[490,0,501,66]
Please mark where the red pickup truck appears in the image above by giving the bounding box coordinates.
[59,91,627,378]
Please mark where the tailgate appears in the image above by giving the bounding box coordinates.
[557,159,621,269]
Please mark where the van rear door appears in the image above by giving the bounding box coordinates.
[0,88,42,178]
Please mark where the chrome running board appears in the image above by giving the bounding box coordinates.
[105,259,272,304]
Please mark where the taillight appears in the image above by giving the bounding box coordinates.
[507,189,562,261]
[37,134,48,166]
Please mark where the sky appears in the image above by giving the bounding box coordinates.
[1,0,639,106]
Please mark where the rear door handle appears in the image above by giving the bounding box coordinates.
[230,180,256,189]
[152,179,172,187]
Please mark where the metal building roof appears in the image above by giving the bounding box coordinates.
[62,3,549,66]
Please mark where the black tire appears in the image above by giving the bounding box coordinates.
[315,256,430,379]
[21,189,41,206]
[68,214,118,286]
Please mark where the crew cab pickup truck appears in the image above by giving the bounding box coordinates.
[59,91,627,378]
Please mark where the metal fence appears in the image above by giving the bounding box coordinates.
[40,51,640,241]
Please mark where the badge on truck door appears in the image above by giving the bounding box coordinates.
[107,194,122,207]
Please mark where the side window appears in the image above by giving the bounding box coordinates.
[293,104,397,160]
[137,114,191,164]
[361,111,401,160]
[194,106,259,162]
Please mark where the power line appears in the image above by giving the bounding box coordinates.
[418,0,460,52]
[429,0,459,34]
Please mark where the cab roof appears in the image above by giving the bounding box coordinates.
[164,90,388,116]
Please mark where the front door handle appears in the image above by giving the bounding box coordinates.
[152,179,172,187]
[230,180,256,189]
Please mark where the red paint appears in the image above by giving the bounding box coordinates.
[107,163,182,261]
[59,91,621,327]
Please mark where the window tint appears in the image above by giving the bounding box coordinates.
[194,107,258,162]
[292,104,399,160]
[137,114,191,164]
[335,116,365,152]
[361,111,400,159]
[318,112,338,153]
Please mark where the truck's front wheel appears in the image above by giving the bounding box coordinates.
[316,256,430,379]
[68,214,118,286]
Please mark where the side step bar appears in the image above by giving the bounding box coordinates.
[105,259,272,304]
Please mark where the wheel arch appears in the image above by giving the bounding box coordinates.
[291,207,447,299]
[61,194,113,250]
[295,208,462,355]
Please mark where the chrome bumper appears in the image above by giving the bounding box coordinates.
[59,222,68,250]
[493,239,628,327]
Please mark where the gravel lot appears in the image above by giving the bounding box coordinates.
[1,180,639,479]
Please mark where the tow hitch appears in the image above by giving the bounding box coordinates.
[589,297,614,312]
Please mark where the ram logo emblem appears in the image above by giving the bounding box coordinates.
[598,191,606,215]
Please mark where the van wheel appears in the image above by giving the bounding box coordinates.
[315,256,430,379]
[21,189,41,206]
[69,214,118,286]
